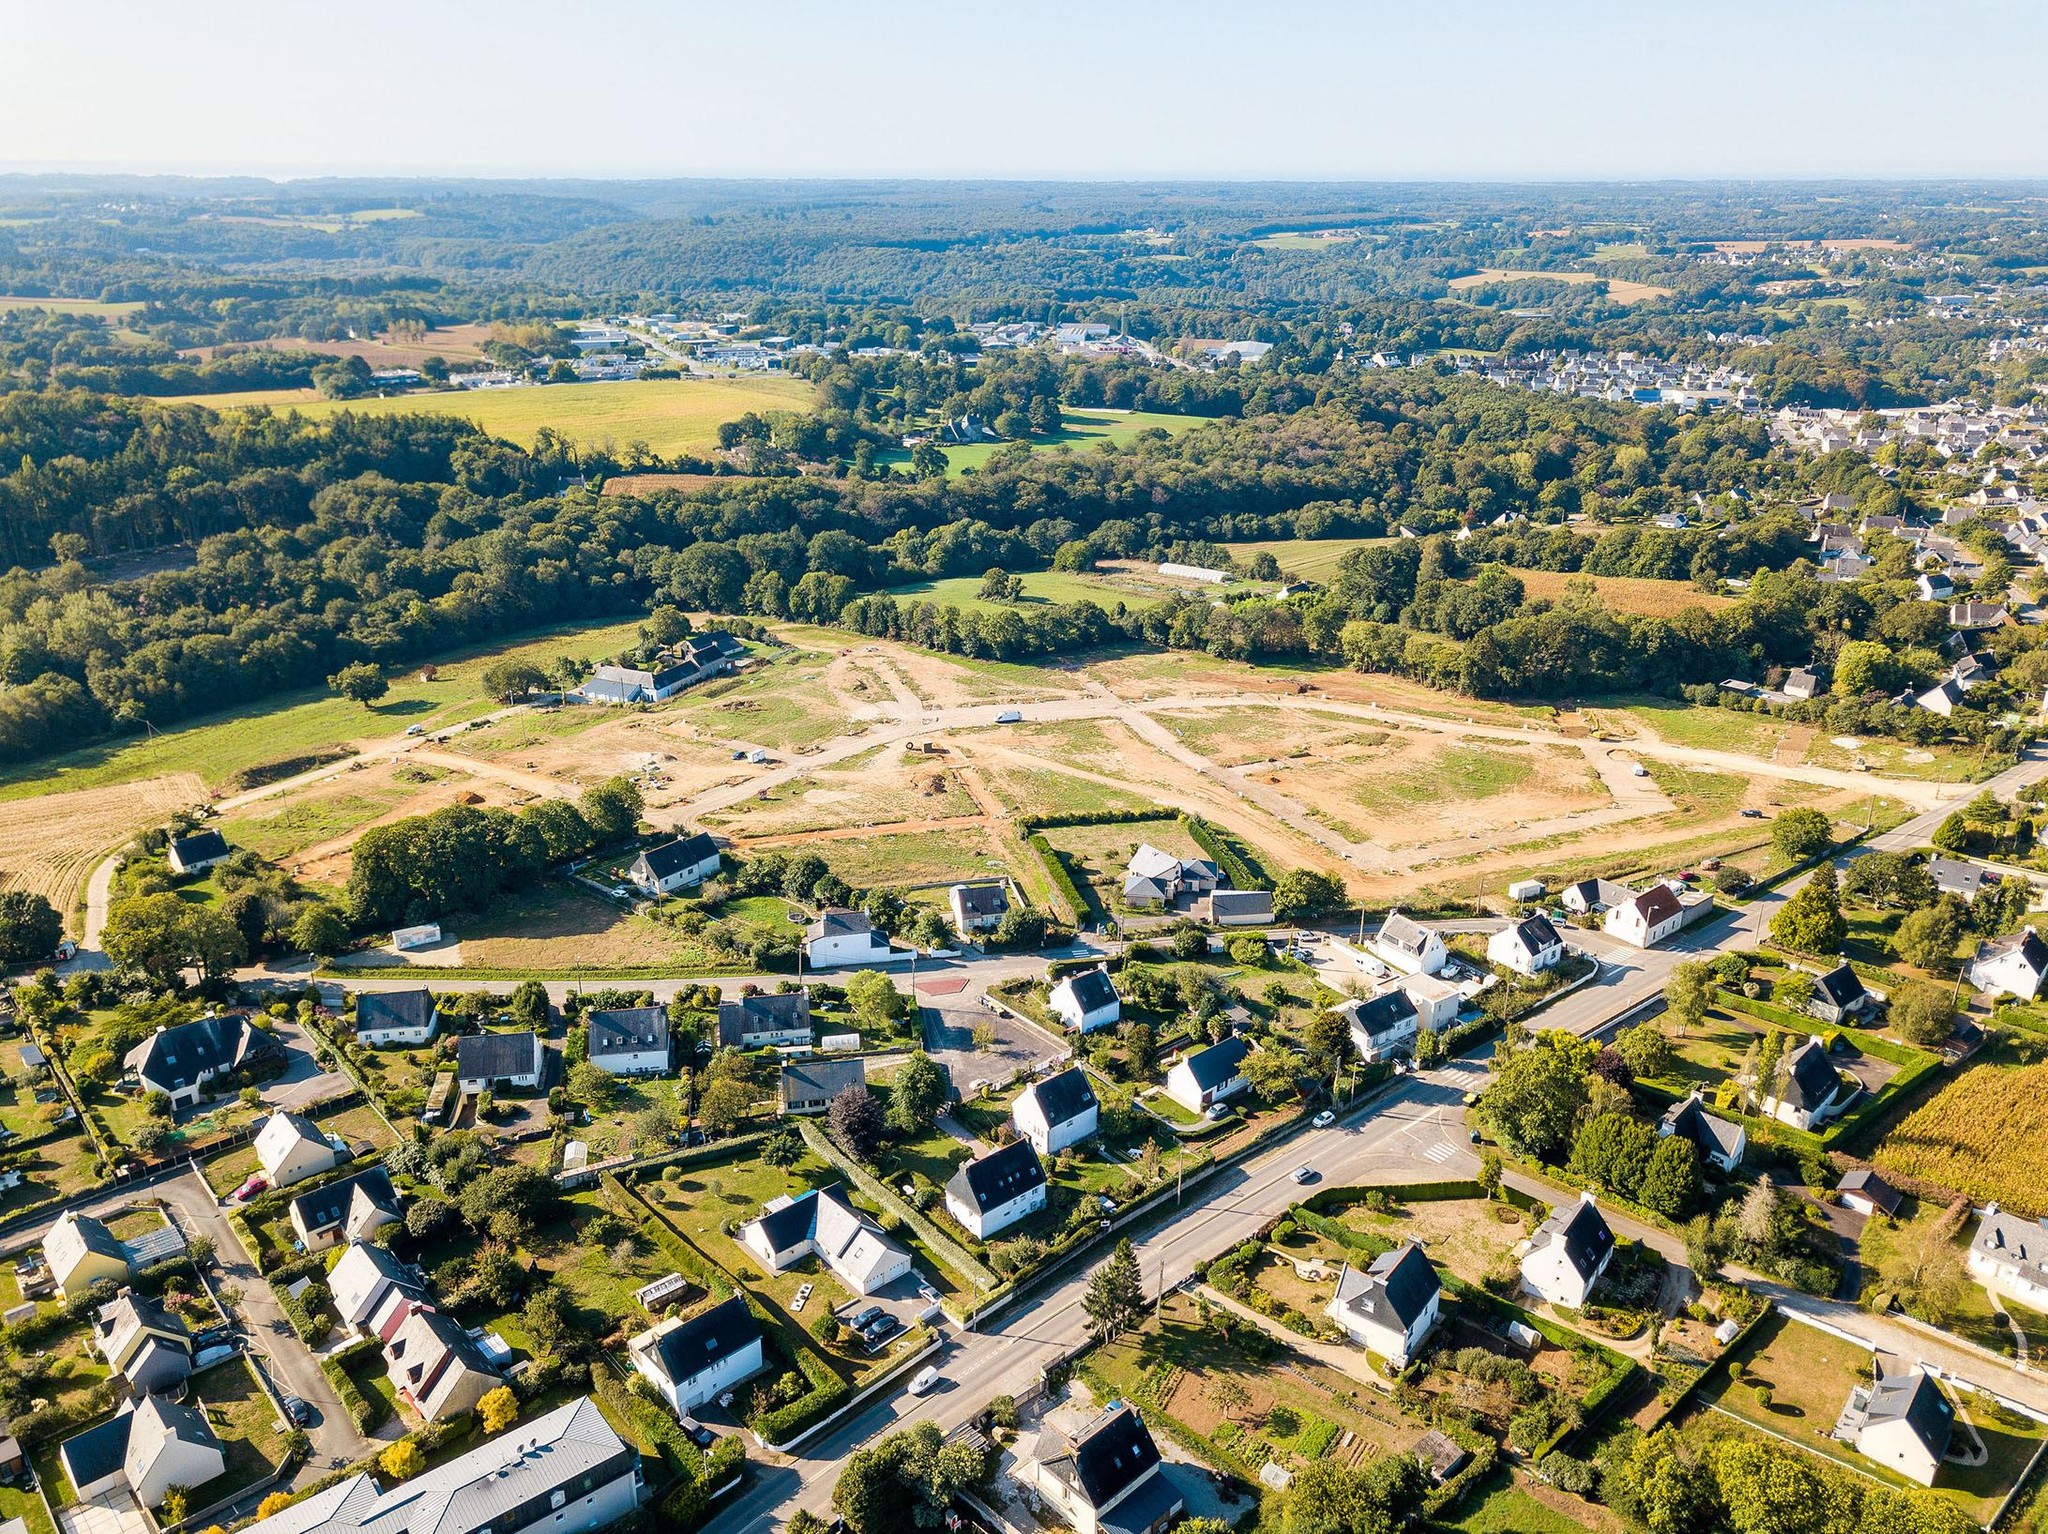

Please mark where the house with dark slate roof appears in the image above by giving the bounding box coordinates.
[717,992,812,1049]
[584,1006,671,1076]
[1012,1067,1099,1154]
[1336,990,1420,1063]
[60,1392,224,1510]
[1488,913,1565,977]
[1028,1401,1184,1534]
[166,829,230,876]
[1658,1093,1747,1173]
[944,1138,1047,1238]
[1520,1193,1614,1309]
[288,1166,402,1253]
[628,833,721,896]
[779,1055,865,1114]
[1164,1036,1251,1114]
[738,1184,911,1294]
[124,1012,282,1110]
[1049,967,1121,1033]
[455,1030,544,1091]
[1969,1205,2048,1310]
[353,988,439,1047]
[1808,962,1877,1025]
[1969,925,2048,1002]
[1327,1242,1441,1365]
[1763,1037,1854,1132]
[948,881,1011,932]
[1370,911,1447,976]
[627,1296,764,1416]
[1838,1355,1954,1485]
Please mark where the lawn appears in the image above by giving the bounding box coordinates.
[453,883,709,973]
[0,615,650,803]
[1040,816,1205,914]
[796,829,1012,891]
[1856,1201,2017,1356]
[887,409,1201,477]
[158,375,816,459]
[1435,1470,1598,1534]
[1874,1060,2048,1214]
[881,570,1155,614]
[1626,702,1795,758]
[191,1355,290,1501]
[219,785,423,862]
[0,296,144,317]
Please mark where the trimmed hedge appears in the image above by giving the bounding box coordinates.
[796,1119,997,1291]
[1181,814,1269,892]
[321,1343,382,1434]
[1018,808,1168,833]
[1027,833,1101,925]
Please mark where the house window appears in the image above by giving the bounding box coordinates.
[552,1490,566,1509]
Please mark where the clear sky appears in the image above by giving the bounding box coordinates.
[4,0,2045,181]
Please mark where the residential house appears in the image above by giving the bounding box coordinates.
[1120,845,1220,908]
[455,1030,544,1091]
[717,993,813,1049]
[1969,926,2048,1001]
[1657,1094,1746,1174]
[124,1012,282,1110]
[1012,1067,1099,1155]
[1762,1038,1854,1132]
[1968,1206,2048,1311]
[288,1166,403,1253]
[92,1289,193,1397]
[329,1241,427,1336]
[1371,912,1447,976]
[1520,1194,1615,1309]
[779,1056,865,1114]
[627,833,721,897]
[628,1297,764,1416]
[353,988,439,1048]
[948,882,1010,933]
[166,830,230,876]
[1488,914,1565,977]
[253,1109,337,1190]
[1783,667,1825,701]
[1916,572,1955,603]
[1400,972,1462,1030]
[1837,1170,1903,1219]
[1326,1243,1441,1366]
[232,1394,643,1534]
[1206,890,1274,926]
[804,909,896,968]
[576,632,743,704]
[738,1185,912,1295]
[1028,1401,1183,1534]
[43,1211,130,1299]
[1838,1357,1954,1486]
[1604,884,1685,949]
[60,1393,223,1511]
[1337,991,1419,1063]
[584,1007,671,1076]
[1928,856,1987,901]
[386,1305,502,1422]
[1916,678,1967,717]
[1809,962,1877,1025]
[1561,878,1634,915]
[1950,600,2009,631]
[1164,1036,1252,1114]
[1048,967,1122,1034]
[944,1139,1047,1239]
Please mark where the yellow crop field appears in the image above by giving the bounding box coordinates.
[157,375,817,458]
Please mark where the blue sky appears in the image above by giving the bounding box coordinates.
[4,0,2045,180]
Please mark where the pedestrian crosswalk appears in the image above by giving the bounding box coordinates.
[1423,1141,1457,1164]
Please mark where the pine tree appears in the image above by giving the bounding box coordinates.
[1083,1238,1146,1342]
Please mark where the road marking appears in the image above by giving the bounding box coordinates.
[1423,1142,1456,1164]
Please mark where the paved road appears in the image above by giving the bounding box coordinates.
[705,1058,1486,1534]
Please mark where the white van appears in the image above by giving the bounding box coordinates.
[908,1365,941,1396]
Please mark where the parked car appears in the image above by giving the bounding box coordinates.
[848,1306,884,1333]
[1312,1110,1336,1129]
[1204,1103,1230,1120]
[281,1396,311,1427]
[233,1175,268,1203]
[679,1418,716,1449]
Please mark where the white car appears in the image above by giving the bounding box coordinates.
[909,1365,941,1396]
[1312,1110,1335,1129]
[1205,1103,1230,1120]
[1291,1165,1318,1185]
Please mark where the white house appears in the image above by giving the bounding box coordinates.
[352,988,439,1047]
[1837,1169,1903,1220]
[1603,884,1686,948]
[779,1056,865,1114]
[1164,1036,1251,1114]
[1838,1358,1955,1487]
[1370,912,1447,976]
[1121,845,1220,908]
[1028,1402,1183,1534]
[584,1006,672,1076]
[1561,878,1634,915]
[455,1030,544,1091]
[1657,1093,1746,1174]
[1326,1243,1440,1367]
[1048,967,1122,1033]
[287,1166,403,1253]
[1012,1067,1099,1155]
[60,1393,224,1511]
[1968,926,2048,1001]
[328,1241,427,1336]
[1400,972,1463,1032]
[626,1294,765,1409]
[1336,991,1419,1063]
[949,882,1011,932]
[738,1185,912,1295]
[165,830,230,877]
[1488,914,1565,977]
[1761,1038,1854,1132]
[628,833,721,896]
[718,992,813,1049]
[253,1110,337,1190]
[1520,1193,1615,1310]
[1207,889,1274,926]
[944,1139,1047,1239]
[1969,1206,2048,1312]
[124,1012,282,1110]
[804,909,898,968]
[233,1395,643,1534]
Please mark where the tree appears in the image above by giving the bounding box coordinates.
[457,1165,557,1236]
[1894,900,1963,973]
[846,971,908,1029]
[1301,1010,1354,1082]
[1273,868,1345,920]
[0,890,61,963]
[257,1494,295,1520]
[1832,639,1901,700]
[566,1060,618,1111]
[1569,1111,1656,1199]
[480,660,547,703]
[763,1125,803,1168]
[1711,1435,1853,1534]
[1736,1176,1784,1252]
[1640,1136,1703,1220]
[1871,1207,1969,1325]
[1664,960,1714,1033]
[478,1385,519,1434]
[1889,983,1955,1047]
[1227,933,1267,966]
[1083,1238,1146,1342]
[328,661,388,708]
[509,979,551,1032]
[1482,1034,1590,1163]
[1771,862,1845,956]
[289,903,348,958]
[1615,1024,1676,1081]
[827,1084,886,1161]
[102,892,246,982]
[1282,1457,1429,1534]
[577,777,644,844]
[1206,1375,1250,1421]
[887,1051,950,1134]
[831,1422,987,1534]
[698,1075,755,1138]
[1930,811,1970,855]
[380,1440,424,1481]
[1773,971,1816,1013]
[1770,807,1835,863]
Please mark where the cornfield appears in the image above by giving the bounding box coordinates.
[1874,1062,2048,1215]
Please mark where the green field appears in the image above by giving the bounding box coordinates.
[157,375,816,458]
[1225,536,1400,584]
[890,409,1202,476]
[0,295,145,317]
[0,615,648,803]
[883,569,1167,613]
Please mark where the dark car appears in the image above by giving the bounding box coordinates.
[282,1396,311,1427]
[679,1418,716,1449]
[848,1306,885,1333]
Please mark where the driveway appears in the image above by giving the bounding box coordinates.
[260,1016,350,1111]
[57,1488,149,1534]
